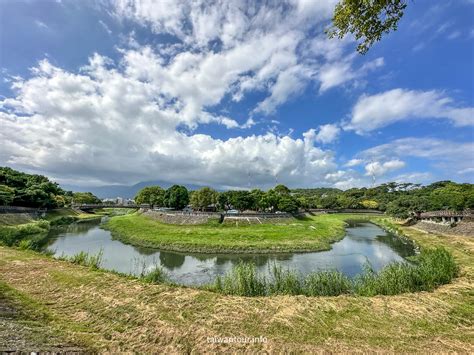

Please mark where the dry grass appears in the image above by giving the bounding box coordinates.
[0,223,473,352]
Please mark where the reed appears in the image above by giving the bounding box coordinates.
[143,266,168,284]
[211,247,458,297]
[67,249,104,270]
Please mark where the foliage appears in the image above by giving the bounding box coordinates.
[0,167,67,208]
[190,187,218,211]
[0,220,50,249]
[0,184,15,205]
[164,185,189,209]
[292,181,474,217]
[0,166,99,208]
[328,0,408,54]
[134,186,165,207]
[72,192,101,204]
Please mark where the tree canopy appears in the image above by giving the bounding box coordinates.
[164,185,189,210]
[134,186,165,207]
[328,0,408,54]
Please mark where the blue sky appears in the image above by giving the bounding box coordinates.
[0,0,473,189]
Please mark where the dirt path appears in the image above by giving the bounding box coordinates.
[0,227,473,352]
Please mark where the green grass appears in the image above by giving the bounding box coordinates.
[211,247,458,297]
[61,250,104,270]
[104,213,367,253]
[44,208,102,225]
[0,219,50,250]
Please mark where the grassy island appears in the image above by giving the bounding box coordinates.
[104,213,364,253]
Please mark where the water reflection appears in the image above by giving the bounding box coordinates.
[45,220,415,286]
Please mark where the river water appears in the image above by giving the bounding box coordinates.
[45,218,416,286]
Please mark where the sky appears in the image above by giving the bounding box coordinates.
[0,0,473,190]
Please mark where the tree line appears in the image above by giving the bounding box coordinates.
[0,167,101,208]
[2,167,473,217]
[136,181,474,217]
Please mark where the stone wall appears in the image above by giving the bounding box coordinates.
[142,210,221,225]
[414,220,474,237]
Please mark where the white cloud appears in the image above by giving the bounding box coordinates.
[344,158,363,167]
[35,20,49,30]
[99,20,112,35]
[364,159,406,177]
[110,0,381,115]
[346,88,474,134]
[318,57,384,93]
[0,57,340,188]
[314,124,341,144]
[358,137,474,180]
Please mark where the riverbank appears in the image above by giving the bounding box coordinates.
[0,224,472,352]
[104,213,365,253]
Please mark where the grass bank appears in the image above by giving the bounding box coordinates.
[0,223,472,352]
[44,208,103,225]
[0,218,50,250]
[104,213,368,253]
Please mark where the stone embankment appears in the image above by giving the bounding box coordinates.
[141,210,295,225]
[414,220,474,237]
[142,210,220,225]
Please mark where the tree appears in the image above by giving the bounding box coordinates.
[277,195,299,213]
[190,187,218,211]
[274,184,291,195]
[328,0,408,54]
[230,190,254,211]
[134,186,165,207]
[360,199,379,209]
[164,185,189,210]
[0,185,15,206]
[72,192,101,204]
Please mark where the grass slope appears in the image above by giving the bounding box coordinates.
[0,224,473,352]
[104,213,365,253]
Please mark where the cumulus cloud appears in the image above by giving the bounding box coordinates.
[111,0,382,114]
[346,88,474,134]
[0,56,340,188]
[314,124,341,144]
[358,137,474,179]
[0,1,389,188]
[364,160,406,177]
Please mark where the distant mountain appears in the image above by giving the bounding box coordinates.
[62,180,206,199]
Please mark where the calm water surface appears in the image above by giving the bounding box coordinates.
[45,218,416,286]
